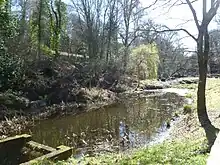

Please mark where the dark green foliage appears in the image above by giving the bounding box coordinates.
[0,1,23,91]
[0,54,23,90]
[0,92,29,109]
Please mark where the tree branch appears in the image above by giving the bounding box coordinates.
[185,0,200,29]
[150,28,197,41]
[204,0,220,26]
[143,0,158,10]
[176,0,198,6]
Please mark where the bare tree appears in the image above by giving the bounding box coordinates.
[37,0,43,59]
[71,0,106,59]
[119,0,142,70]
[152,0,220,147]
[105,0,118,63]
[185,0,220,147]
[49,0,62,57]
[19,0,28,40]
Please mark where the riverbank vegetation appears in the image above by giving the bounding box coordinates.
[35,139,208,165]
[63,140,208,165]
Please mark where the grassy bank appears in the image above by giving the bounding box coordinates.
[171,78,220,141]
[71,139,208,165]
[34,139,207,165]
[34,78,220,165]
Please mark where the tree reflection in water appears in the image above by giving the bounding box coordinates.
[27,92,185,155]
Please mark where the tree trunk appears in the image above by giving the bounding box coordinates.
[37,0,43,60]
[197,29,219,149]
[123,46,129,72]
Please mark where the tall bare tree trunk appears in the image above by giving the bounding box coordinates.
[37,0,43,60]
[197,27,219,148]
[185,0,220,149]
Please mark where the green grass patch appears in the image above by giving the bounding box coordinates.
[35,139,208,165]
[176,78,220,111]
[117,140,208,165]
[183,104,193,114]
[185,93,193,98]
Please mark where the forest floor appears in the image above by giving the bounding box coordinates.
[36,78,220,165]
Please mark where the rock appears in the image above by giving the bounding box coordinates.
[29,100,47,109]
[110,85,127,93]
[47,88,69,105]
[179,78,198,84]
[185,98,193,105]
[0,93,29,109]
[144,84,164,90]
[23,89,39,101]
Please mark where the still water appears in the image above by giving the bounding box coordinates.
[27,92,185,154]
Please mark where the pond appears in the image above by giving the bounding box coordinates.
[26,92,185,156]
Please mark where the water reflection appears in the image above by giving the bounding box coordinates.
[27,92,184,153]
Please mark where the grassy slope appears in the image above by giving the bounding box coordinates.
[34,139,207,165]
[36,78,220,165]
[171,78,220,141]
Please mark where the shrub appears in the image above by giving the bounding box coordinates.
[128,43,159,80]
[185,93,193,98]
[183,104,192,114]
[0,2,23,91]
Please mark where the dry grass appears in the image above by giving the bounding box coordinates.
[83,88,116,102]
[0,116,32,139]
[170,78,220,141]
